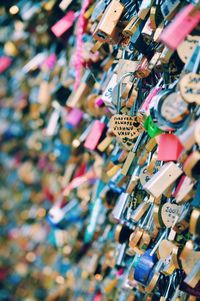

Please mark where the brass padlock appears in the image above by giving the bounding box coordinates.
[93,0,124,44]
[143,162,183,198]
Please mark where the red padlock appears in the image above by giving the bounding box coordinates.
[157,133,184,161]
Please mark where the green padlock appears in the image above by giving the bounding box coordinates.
[144,116,164,138]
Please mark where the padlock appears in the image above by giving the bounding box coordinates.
[53,83,71,106]
[93,0,124,44]
[129,25,153,58]
[137,205,155,251]
[59,0,73,11]
[107,163,122,178]
[111,192,129,221]
[45,101,61,136]
[125,81,139,109]
[159,46,174,64]
[144,116,164,138]
[153,21,164,42]
[179,39,200,105]
[157,133,184,161]
[129,203,154,250]
[101,72,118,114]
[179,240,200,277]
[115,243,126,268]
[142,17,154,40]
[0,56,12,73]
[130,201,151,223]
[160,273,177,301]
[133,230,168,286]
[183,42,200,73]
[122,15,139,37]
[117,59,138,83]
[47,198,81,229]
[51,10,75,38]
[158,239,176,264]
[126,165,141,194]
[66,108,84,129]
[160,201,182,229]
[160,0,181,21]
[61,162,76,189]
[159,4,200,50]
[150,90,189,130]
[84,117,107,151]
[38,79,51,105]
[97,135,114,152]
[67,70,95,107]
[184,261,200,289]
[173,175,195,204]
[135,57,151,78]
[84,180,104,243]
[150,2,163,30]
[138,0,152,20]
[91,0,108,22]
[177,35,200,64]
[180,280,200,298]
[110,72,144,142]
[22,52,47,73]
[115,224,133,244]
[143,162,183,198]
[146,152,158,175]
[121,132,145,176]
[139,78,163,113]
[129,227,144,251]
[189,208,200,236]
[183,150,200,180]
[177,120,200,150]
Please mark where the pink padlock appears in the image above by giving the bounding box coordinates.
[41,53,57,70]
[139,86,162,114]
[84,119,106,151]
[51,10,75,37]
[160,4,200,50]
[173,174,185,194]
[66,108,84,128]
[95,98,104,107]
[0,56,12,73]
[157,133,184,161]
[92,293,102,301]
[172,174,195,204]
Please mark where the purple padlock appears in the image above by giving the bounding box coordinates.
[66,108,84,128]
[95,98,104,107]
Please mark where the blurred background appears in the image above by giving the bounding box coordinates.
[0,1,104,300]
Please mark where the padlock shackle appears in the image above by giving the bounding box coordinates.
[150,229,168,256]
[117,71,134,113]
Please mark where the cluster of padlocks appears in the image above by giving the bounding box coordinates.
[0,0,200,300]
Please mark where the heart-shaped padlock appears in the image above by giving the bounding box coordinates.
[110,72,143,141]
